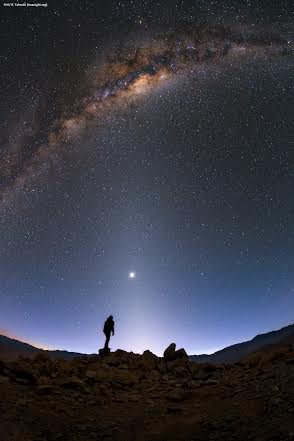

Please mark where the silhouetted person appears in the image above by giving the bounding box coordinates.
[103,315,114,350]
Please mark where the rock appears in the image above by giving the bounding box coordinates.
[201,379,219,386]
[166,388,186,402]
[270,397,283,407]
[99,384,111,396]
[187,380,201,389]
[34,352,51,363]
[163,343,188,362]
[16,398,29,407]
[166,358,189,373]
[58,377,87,390]
[0,375,9,384]
[140,350,158,370]
[166,403,183,414]
[95,370,112,383]
[192,369,210,381]
[164,343,177,361]
[111,380,122,389]
[114,371,138,387]
[145,399,156,406]
[174,366,188,376]
[175,348,188,359]
[114,349,129,358]
[0,359,7,375]
[143,349,156,357]
[149,369,161,381]
[99,347,111,356]
[11,365,37,385]
[158,361,167,374]
[119,363,128,370]
[161,374,170,381]
[113,397,126,403]
[128,396,139,402]
[85,370,97,379]
[37,385,60,395]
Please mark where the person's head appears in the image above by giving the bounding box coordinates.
[108,315,113,320]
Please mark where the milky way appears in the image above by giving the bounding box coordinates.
[1,23,293,204]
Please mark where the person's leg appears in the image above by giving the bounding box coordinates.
[104,332,110,349]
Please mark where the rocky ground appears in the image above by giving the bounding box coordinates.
[0,344,294,441]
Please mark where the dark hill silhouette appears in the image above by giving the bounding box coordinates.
[190,323,294,363]
[0,335,84,361]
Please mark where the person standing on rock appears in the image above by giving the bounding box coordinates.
[103,315,115,350]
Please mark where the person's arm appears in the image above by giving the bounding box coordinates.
[112,322,115,335]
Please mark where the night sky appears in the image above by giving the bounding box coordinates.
[1,0,294,356]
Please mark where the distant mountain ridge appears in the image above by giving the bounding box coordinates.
[0,335,84,360]
[190,323,294,363]
[1,323,293,362]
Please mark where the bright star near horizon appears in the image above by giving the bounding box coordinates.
[129,272,136,279]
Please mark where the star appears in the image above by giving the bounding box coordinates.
[128,272,136,279]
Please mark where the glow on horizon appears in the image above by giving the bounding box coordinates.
[0,329,53,351]
[0,324,256,356]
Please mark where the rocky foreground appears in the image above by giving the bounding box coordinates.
[0,343,294,441]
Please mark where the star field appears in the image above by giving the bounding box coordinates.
[0,0,293,356]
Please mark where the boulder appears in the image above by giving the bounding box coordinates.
[57,377,87,390]
[9,363,37,385]
[166,403,183,413]
[163,344,188,362]
[175,348,188,359]
[174,366,188,377]
[0,375,9,384]
[166,358,189,373]
[166,388,186,402]
[0,359,7,375]
[114,349,129,358]
[138,350,158,371]
[99,347,111,356]
[85,370,98,384]
[113,371,138,387]
[187,380,201,389]
[158,361,168,374]
[118,363,128,370]
[163,343,176,361]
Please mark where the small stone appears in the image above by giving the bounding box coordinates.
[85,370,97,379]
[187,380,201,389]
[144,399,155,406]
[119,363,128,370]
[203,379,219,386]
[0,375,9,384]
[58,377,86,390]
[166,388,186,402]
[174,366,188,376]
[161,374,170,381]
[166,403,183,414]
[37,385,59,395]
[16,398,28,406]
